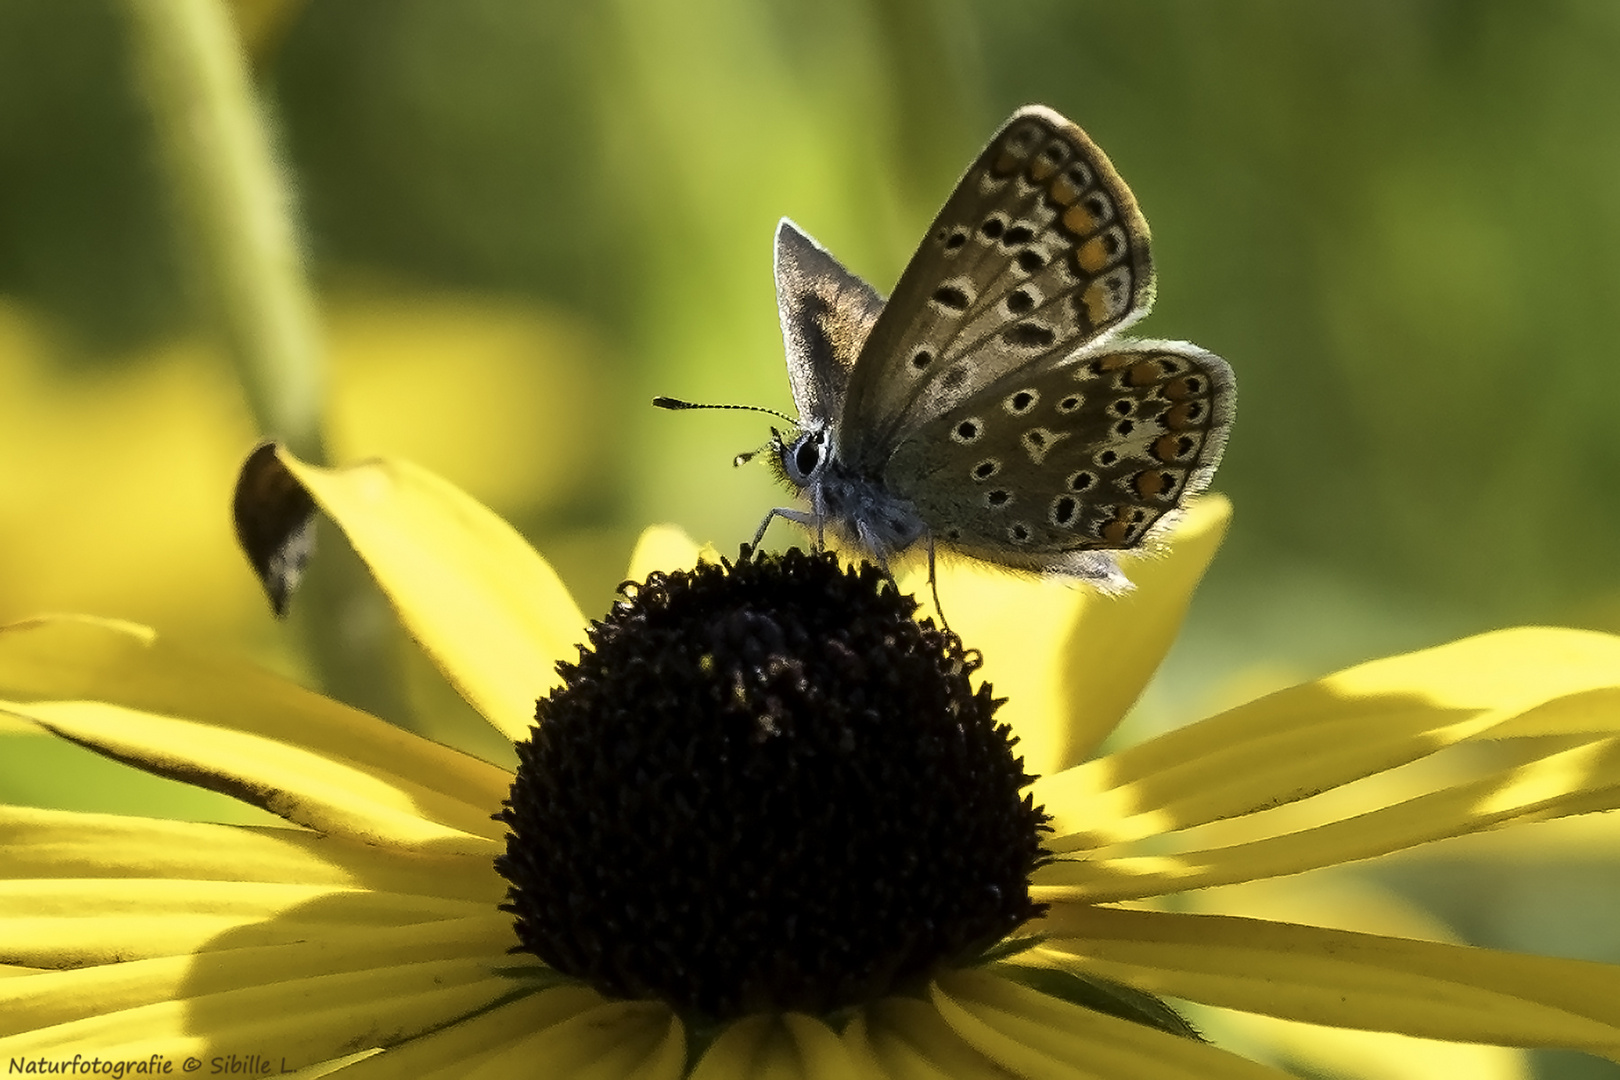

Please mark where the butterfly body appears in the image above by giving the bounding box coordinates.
[772,422,930,556]
[752,106,1234,590]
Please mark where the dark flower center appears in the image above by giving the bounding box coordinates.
[496,548,1049,1021]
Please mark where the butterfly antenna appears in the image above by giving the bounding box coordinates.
[652,397,795,424]
[733,437,774,467]
[654,398,794,468]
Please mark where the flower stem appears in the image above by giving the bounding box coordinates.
[121,0,414,729]
[121,0,325,461]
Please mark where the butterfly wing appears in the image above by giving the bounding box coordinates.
[775,219,885,427]
[839,106,1156,470]
[883,340,1234,582]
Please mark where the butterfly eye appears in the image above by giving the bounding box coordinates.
[793,436,822,477]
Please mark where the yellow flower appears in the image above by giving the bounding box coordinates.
[3,447,1620,1078]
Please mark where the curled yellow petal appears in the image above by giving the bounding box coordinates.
[274,449,588,740]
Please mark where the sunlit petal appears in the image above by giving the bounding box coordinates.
[920,496,1229,776]
[933,967,1292,1079]
[625,524,704,581]
[1033,905,1620,1052]
[0,616,510,822]
[276,448,587,740]
[1036,627,1620,849]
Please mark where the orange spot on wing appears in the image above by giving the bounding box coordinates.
[1049,174,1084,206]
[994,150,1023,176]
[1163,402,1201,429]
[1082,281,1120,325]
[1076,235,1115,273]
[1127,362,1161,387]
[1062,204,1097,236]
[1133,471,1169,498]
[1161,376,1198,400]
[1152,434,1189,462]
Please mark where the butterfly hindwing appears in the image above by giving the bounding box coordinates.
[883,341,1233,573]
[839,105,1157,470]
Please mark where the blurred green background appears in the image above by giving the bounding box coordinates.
[2,3,1618,1075]
[7,1,1620,659]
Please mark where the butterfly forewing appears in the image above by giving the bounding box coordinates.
[839,106,1157,469]
[774,220,885,427]
[883,342,1233,568]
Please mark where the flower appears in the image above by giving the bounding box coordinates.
[3,446,1620,1078]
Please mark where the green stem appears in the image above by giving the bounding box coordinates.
[121,0,325,461]
[121,0,414,729]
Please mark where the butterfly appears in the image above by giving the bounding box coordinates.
[658,105,1234,601]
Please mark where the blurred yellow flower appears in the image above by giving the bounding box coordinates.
[0,294,608,641]
[1,450,1618,1077]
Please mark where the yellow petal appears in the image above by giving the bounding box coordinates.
[1,914,511,1034]
[4,700,500,853]
[1035,735,1620,901]
[849,996,1024,1079]
[1177,879,1534,1080]
[624,1011,689,1080]
[0,726,273,823]
[276,448,587,740]
[1058,494,1232,766]
[626,524,705,581]
[920,495,1229,777]
[1032,905,1620,1052]
[314,986,609,1078]
[0,806,502,903]
[911,560,1091,780]
[1036,627,1620,850]
[1492,685,1620,737]
[0,956,517,1070]
[782,1013,873,1080]
[682,1013,871,1080]
[0,616,510,822]
[689,1014,774,1080]
[932,967,1292,1078]
[1207,1010,1532,1080]
[1,878,486,966]
[453,1000,682,1080]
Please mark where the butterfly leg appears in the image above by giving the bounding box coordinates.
[926,536,950,631]
[850,517,911,608]
[751,506,818,554]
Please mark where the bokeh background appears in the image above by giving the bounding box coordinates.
[2,2,1618,1076]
